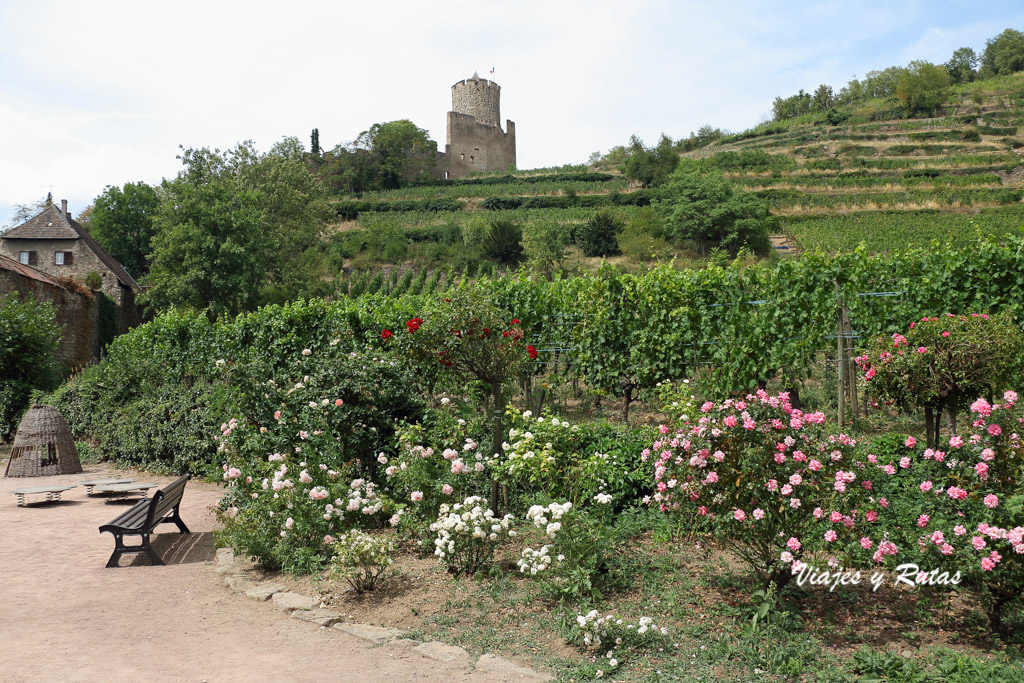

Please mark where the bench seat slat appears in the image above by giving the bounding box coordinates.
[101,500,152,532]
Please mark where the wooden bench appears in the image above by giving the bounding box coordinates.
[99,475,191,568]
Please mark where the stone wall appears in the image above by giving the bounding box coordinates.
[451,77,501,127]
[0,237,126,306]
[444,114,517,179]
[0,268,98,368]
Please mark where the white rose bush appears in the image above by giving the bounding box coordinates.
[329,530,396,593]
[431,495,516,575]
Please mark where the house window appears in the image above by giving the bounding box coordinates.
[54,251,73,266]
[18,251,37,265]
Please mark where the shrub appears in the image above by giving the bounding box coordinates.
[385,405,492,527]
[329,530,395,593]
[571,610,670,679]
[852,394,1024,634]
[216,345,423,571]
[517,497,632,602]
[856,313,1022,447]
[577,210,623,257]
[482,219,523,264]
[650,391,864,590]
[94,382,223,474]
[0,295,61,438]
[84,271,102,290]
[521,218,572,271]
[617,207,670,261]
[430,495,515,574]
[497,409,649,506]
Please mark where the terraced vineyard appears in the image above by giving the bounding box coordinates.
[330,73,1024,276]
[688,74,1024,253]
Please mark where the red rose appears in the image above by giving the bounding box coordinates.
[511,319,520,325]
[381,329,393,340]
[406,317,423,333]
[527,345,538,359]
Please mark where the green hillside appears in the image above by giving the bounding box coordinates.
[686,73,1024,253]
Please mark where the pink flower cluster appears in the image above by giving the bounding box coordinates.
[652,390,866,572]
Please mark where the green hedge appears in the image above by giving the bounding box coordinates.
[422,172,615,187]
[482,190,654,211]
[335,197,462,220]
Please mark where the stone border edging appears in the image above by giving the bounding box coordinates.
[212,547,553,681]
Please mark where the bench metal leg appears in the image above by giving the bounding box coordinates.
[105,534,125,568]
[169,506,190,534]
[104,533,165,568]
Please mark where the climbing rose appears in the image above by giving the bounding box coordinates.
[381,329,393,340]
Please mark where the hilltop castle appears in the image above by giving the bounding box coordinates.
[438,72,516,178]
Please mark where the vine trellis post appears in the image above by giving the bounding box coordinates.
[834,280,857,427]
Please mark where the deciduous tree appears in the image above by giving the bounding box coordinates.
[981,28,1024,77]
[89,181,160,277]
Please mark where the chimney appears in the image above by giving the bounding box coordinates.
[61,199,68,218]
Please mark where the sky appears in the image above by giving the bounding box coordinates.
[1,0,1022,226]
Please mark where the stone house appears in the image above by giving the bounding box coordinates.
[0,200,141,331]
[0,254,99,367]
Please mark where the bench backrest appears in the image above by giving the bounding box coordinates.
[145,475,190,529]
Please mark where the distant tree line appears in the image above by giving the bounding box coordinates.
[772,28,1024,120]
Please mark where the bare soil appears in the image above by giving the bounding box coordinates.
[0,463,529,682]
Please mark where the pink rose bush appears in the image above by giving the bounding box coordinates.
[651,390,866,589]
[851,392,1024,634]
[855,313,1021,447]
[383,406,493,535]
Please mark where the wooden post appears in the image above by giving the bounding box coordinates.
[835,280,845,427]
[491,383,505,514]
[844,305,858,420]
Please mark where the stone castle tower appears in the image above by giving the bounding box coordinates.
[440,72,516,178]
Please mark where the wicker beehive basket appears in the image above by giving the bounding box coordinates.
[4,405,82,477]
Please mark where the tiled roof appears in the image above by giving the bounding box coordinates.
[2,205,79,239]
[0,253,66,288]
[1,204,142,292]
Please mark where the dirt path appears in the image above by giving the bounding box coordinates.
[0,465,528,682]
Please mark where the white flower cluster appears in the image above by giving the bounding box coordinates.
[501,414,579,475]
[343,478,383,515]
[575,610,668,649]
[330,530,395,593]
[431,496,516,561]
[526,501,572,537]
[593,492,613,505]
[516,545,554,574]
